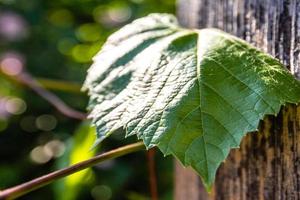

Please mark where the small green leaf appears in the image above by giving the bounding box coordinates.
[84,13,300,189]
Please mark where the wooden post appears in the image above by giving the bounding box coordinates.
[175,0,300,199]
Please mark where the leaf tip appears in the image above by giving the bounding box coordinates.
[203,182,214,193]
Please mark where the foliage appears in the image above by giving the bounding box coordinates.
[84,14,300,189]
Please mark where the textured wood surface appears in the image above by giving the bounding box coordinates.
[175,0,300,199]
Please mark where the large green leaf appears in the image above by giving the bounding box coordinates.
[84,13,300,189]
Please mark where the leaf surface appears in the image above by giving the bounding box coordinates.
[84,13,300,189]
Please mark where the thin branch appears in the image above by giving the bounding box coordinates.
[3,71,86,120]
[36,78,82,94]
[147,149,158,200]
[2,72,83,94]
[0,142,145,200]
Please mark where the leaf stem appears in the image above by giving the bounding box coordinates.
[0,142,145,200]
[147,149,158,200]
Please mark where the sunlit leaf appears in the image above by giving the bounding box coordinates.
[84,13,300,189]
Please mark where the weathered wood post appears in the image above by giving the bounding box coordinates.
[175,0,300,199]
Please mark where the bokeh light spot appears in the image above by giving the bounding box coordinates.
[0,12,28,41]
[75,23,101,42]
[48,9,74,27]
[44,139,65,158]
[91,185,112,200]
[36,114,57,131]
[5,97,27,115]
[30,145,53,164]
[0,53,24,76]
[71,44,96,63]
[107,7,131,23]
[93,4,132,27]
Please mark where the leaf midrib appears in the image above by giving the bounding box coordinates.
[196,31,210,183]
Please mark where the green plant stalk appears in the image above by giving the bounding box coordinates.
[0,142,145,200]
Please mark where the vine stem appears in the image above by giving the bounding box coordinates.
[18,72,87,120]
[0,142,145,200]
[147,149,158,200]
[2,70,86,120]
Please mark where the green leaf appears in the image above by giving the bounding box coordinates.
[84,13,300,189]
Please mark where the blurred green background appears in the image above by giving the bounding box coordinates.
[0,0,175,199]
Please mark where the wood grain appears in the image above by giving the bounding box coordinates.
[175,0,300,199]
